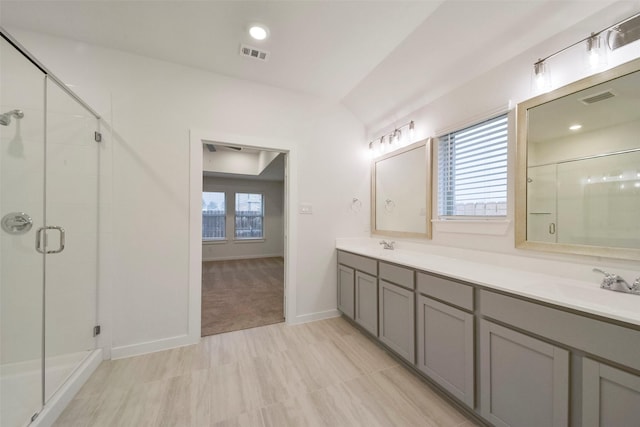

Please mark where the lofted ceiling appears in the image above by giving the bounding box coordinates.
[0,0,632,130]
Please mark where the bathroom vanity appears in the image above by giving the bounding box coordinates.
[336,244,640,427]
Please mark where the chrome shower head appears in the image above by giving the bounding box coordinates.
[0,109,24,126]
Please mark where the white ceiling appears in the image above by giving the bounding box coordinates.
[0,0,631,129]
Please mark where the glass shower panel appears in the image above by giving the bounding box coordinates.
[556,150,640,249]
[44,78,98,401]
[0,36,46,426]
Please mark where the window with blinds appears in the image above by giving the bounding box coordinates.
[438,114,508,218]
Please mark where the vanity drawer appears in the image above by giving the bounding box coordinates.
[379,262,414,290]
[417,272,473,311]
[337,251,377,276]
[480,290,640,372]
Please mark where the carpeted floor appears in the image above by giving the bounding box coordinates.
[201,257,284,337]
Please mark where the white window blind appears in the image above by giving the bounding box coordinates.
[438,114,508,218]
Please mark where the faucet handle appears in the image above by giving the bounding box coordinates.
[592,268,618,289]
[632,277,640,293]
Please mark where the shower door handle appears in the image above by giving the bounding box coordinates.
[36,226,66,254]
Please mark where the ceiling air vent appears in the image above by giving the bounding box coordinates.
[579,90,616,105]
[240,44,269,62]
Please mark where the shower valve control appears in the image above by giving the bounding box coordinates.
[1,212,33,234]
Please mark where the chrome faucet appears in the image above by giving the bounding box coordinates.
[592,268,640,295]
[379,240,395,250]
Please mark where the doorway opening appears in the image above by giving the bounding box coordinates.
[200,143,286,336]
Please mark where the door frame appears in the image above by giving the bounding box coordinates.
[188,129,297,344]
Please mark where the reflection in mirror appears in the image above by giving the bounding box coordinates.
[372,139,432,238]
[516,58,640,259]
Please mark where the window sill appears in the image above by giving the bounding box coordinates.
[432,218,511,236]
[203,239,228,245]
[233,238,265,243]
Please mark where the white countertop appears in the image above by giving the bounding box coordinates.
[336,241,640,327]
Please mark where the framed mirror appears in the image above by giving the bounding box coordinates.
[372,138,432,238]
[516,58,640,260]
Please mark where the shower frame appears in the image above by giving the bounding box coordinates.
[1,28,105,427]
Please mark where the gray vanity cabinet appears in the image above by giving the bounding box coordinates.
[416,272,475,408]
[480,319,570,427]
[337,264,355,319]
[378,262,415,363]
[582,358,640,427]
[354,271,378,336]
[416,295,474,407]
[379,280,415,363]
[337,249,640,427]
[337,251,378,323]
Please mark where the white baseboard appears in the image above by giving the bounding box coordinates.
[110,334,198,360]
[33,349,103,427]
[289,309,341,325]
[202,253,284,262]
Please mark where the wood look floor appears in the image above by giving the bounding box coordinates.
[54,317,479,427]
[202,257,284,337]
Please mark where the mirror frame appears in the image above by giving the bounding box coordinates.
[371,138,433,239]
[515,57,640,261]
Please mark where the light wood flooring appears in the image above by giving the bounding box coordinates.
[54,317,479,427]
[202,257,284,337]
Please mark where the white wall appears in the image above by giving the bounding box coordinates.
[7,28,370,357]
[202,176,284,261]
[367,6,640,276]
[11,4,640,360]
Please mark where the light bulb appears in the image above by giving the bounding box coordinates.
[533,60,551,93]
[586,33,607,70]
[249,25,269,41]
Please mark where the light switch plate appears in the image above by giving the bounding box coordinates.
[299,203,313,214]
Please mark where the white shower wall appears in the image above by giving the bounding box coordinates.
[528,119,640,248]
[0,35,46,365]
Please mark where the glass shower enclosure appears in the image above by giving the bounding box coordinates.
[1,33,100,426]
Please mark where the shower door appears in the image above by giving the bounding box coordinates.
[44,77,99,402]
[1,34,99,426]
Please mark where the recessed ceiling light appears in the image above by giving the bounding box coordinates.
[569,124,582,131]
[249,25,269,41]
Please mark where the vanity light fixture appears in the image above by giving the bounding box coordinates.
[368,120,416,158]
[532,11,640,88]
[569,124,582,131]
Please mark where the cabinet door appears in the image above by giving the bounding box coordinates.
[355,271,378,336]
[379,280,414,363]
[417,295,474,407]
[582,358,640,427]
[337,265,355,319]
[480,320,569,427]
